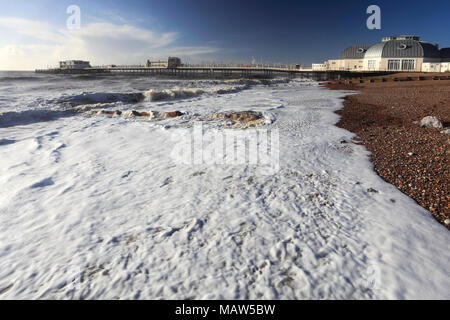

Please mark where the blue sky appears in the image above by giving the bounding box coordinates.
[1,0,449,69]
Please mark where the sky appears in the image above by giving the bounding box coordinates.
[0,0,449,70]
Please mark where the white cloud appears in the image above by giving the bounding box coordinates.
[0,17,218,70]
[0,17,64,43]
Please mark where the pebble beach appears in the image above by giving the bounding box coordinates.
[325,74,450,228]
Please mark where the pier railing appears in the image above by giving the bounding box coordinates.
[35,64,393,81]
[38,63,312,71]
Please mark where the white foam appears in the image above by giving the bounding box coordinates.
[0,78,448,300]
[142,88,205,101]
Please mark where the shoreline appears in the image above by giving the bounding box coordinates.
[2,74,450,298]
[323,74,449,229]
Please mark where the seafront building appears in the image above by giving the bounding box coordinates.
[52,36,448,75]
[145,57,182,68]
[57,57,182,70]
[311,63,328,71]
[318,36,450,73]
[59,60,91,69]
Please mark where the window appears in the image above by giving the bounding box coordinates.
[368,60,377,70]
[402,59,416,71]
[388,60,401,71]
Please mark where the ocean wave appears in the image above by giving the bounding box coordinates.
[0,76,41,82]
[60,84,249,107]
[142,88,205,101]
[71,102,124,112]
[0,109,73,128]
[69,74,114,81]
[59,92,145,108]
[142,85,249,101]
[57,77,304,108]
[222,77,294,86]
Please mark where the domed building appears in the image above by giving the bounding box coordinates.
[364,36,440,71]
[325,36,448,72]
[327,44,372,71]
[338,44,373,71]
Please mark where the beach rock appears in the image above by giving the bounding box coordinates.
[367,188,379,194]
[419,116,443,128]
[156,111,184,119]
[110,110,183,120]
[210,113,227,121]
[440,129,450,135]
[122,110,141,117]
[166,111,184,118]
[229,112,262,122]
[121,110,144,117]
[211,111,264,123]
[96,110,116,116]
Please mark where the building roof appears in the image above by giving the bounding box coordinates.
[340,45,372,59]
[60,60,90,64]
[382,40,439,58]
[364,42,386,59]
[343,36,441,61]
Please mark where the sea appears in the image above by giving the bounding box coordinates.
[0,71,449,299]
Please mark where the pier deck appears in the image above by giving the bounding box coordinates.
[35,66,393,80]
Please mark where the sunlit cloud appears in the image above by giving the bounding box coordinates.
[0,17,64,43]
[0,17,218,70]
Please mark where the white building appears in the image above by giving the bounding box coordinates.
[145,57,182,68]
[312,63,328,71]
[59,60,91,69]
[325,36,449,73]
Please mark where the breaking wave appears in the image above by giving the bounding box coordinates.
[57,77,308,108]
[142,88,205,101]
[59,92,145,108]
[141,85,249,101]
[0,109,73,128]
[59,85,250,108]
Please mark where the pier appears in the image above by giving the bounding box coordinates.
[35,65,392,81]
